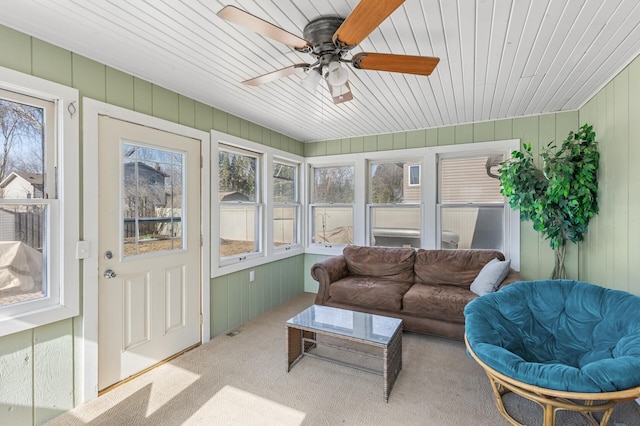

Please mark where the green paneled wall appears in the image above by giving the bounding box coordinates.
[578,57,640,294]
[211,255,305,337]
[303,253,334,293]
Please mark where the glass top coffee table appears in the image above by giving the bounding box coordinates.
[286,304,403,402]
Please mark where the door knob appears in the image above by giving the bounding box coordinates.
[103,269,117,279]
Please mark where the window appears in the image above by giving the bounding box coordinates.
[273,160,300,249]
[0,67,79,336]
[438,154,505,250]
[305,140,519,267]
[310,165,354,246]
[408,164,421,186]
[211,131,305,276]
[218,145,262,262]
[122,144,184,256]
[368,160,422,248]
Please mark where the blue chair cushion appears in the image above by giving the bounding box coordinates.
[464,280,640,392]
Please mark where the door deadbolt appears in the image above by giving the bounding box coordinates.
[104,250,113,260]
[103,269,116,279]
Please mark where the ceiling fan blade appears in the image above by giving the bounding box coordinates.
[333,0,405,47]
[351,52,439,76]
[217,5,310,50]
[243,64,309,86]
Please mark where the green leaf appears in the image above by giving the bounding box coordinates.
[499,123,599,248]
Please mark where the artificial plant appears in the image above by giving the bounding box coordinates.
[499,123,599,279]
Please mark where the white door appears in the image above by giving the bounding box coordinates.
[98,116,201,390]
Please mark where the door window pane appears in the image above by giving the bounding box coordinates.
[123,144,184,256]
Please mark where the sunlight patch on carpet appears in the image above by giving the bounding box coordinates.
[187,385,306,425]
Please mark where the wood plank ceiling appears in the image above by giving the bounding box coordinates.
[1,0,640,142]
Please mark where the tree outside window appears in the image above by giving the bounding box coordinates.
[218,147,261,259]
[368,160,421,248]
[0,96,48,307]
[311,165,354,245]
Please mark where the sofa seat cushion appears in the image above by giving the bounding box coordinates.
[343,245,415,283]
[414,249,505,288]
[403,283,476,322]
[329,276,413,312]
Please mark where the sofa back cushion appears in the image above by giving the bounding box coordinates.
[343,245,415,283]
[414,249,505,288]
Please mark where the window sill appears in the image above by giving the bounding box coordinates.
[211,246,305,278]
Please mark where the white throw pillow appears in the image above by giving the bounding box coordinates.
[470,258,511,296]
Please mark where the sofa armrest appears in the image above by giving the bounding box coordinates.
[311,255,348,304]
[497,269,523,290]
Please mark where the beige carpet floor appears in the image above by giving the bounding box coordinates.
[48,292,640,425]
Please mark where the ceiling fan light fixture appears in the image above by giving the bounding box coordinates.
[300,67,322,92]
[330,82,350,98]
[326,61,349,87]
[328,81,353,104]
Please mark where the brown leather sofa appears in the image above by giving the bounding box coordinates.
[311,245,522,340]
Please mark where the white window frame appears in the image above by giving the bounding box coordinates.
[408,164,421,186]
[211,131,305,277]
[273,158,301,252]
[367,159,422,248]
[218,144,263,266]
[304,140,520,271]
[308,162,356,253]
[435,148,512,258]
[0,66,79,337]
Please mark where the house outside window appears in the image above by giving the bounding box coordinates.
[304,140,519,267]
[122,145,184,256]
[438,154,505,251]
[273,160,300,249]
[368,160,421,248]
[310,165,354,246]
[218,145,262,263]
[0,67,79,336]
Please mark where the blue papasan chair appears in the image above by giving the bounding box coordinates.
[464,280,640,426]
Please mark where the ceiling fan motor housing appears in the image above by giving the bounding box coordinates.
[303,16,346,66]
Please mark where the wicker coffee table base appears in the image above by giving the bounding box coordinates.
[286,323,402,402]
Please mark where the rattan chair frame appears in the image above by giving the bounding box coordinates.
[465,335,640,426]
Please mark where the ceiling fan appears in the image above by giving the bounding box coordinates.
[217,0,439,104]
